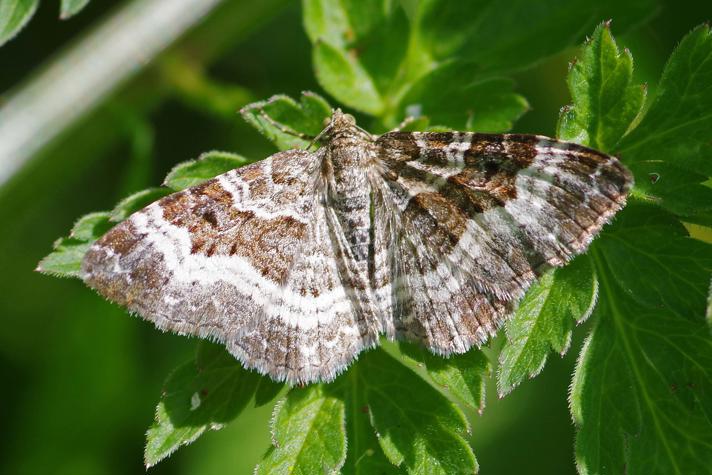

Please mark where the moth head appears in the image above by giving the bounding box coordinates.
[317,108,370,144]
[326,108,356,128]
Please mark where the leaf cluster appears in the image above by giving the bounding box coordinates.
[36,1,712,474]
[0,0,90,47]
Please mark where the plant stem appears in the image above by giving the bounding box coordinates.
[0,0,225,188]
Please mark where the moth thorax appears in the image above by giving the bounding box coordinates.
[328,136,374,171]
[327,140,372,215]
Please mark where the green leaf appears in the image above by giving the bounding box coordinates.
[313,41,384,115]
[256,385,347,475]
[36,212,112,278]
[412,0,658,75]
[36,194,168,279]
[67,211,114,242]
[109,188,171,222]
[596,203,712,319]
[355,349,477,474]
[303,0,394,47]
[0,0,39,47]
[396,62,529,132]
[145,342,264,467]
[240,92,332,150]
[60,0,90,19]
[0,0,92,45]
[618,25,712,175]
[301,0,350,47]
[555,26,712,473]
[572,239,712,474]
[400,343,489,411]
[617,25,712,223]
[497,256,598,397]
[557,22,646,152]
[301,1,655,129]
[628,161,712,226]
[338,365,402,475]
[302,0,409,115]
[163,151,251,191]
[255,349,474,475]
[707,278,712,328]
[254,378,285,408]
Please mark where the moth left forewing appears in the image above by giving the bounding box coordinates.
[375,131,632,353]
[82,149,375,384]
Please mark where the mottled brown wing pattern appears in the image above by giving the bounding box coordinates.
[374,131,632,355]
[79,109,633,384]
[82,149,377,384]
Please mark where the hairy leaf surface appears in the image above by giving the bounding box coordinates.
[145,343,265,467]
[618,25,712,224]
[558,25,712,474]
[498,256,598,396]
[573,232,712,474]
[257,385,347,475]
[558,23,646,151]
[163,151,251,191]
[240,92,332,150]
[37,212,112,278]
[354,349,476,475]
[401,343,489,411]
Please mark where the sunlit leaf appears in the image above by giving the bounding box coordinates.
[241,92,332,150]
[357,349,477,474]
[37,150,252,279]
[557,22,646,151]
[110,188,171,222]
[401,343,489,411]
[617,25,712,224]
[573,234,712,474]
[164,151,251,191]
[498,256,598,397]
[256,385,347,475]
[36,212,112,278]
[396,61,529,131]
[556,24,712,473]
[313,41,384,115]
[337,366,402,475]
[0,0,92,46]
[303,0,408,115]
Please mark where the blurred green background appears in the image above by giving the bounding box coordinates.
[0,1,710,474]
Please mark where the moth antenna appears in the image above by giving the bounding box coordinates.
[258,110,314,142]
[354,123,375,140]
[391,115,417,132]
[306,124,331,150]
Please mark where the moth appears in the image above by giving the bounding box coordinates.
[82,110,632,384]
